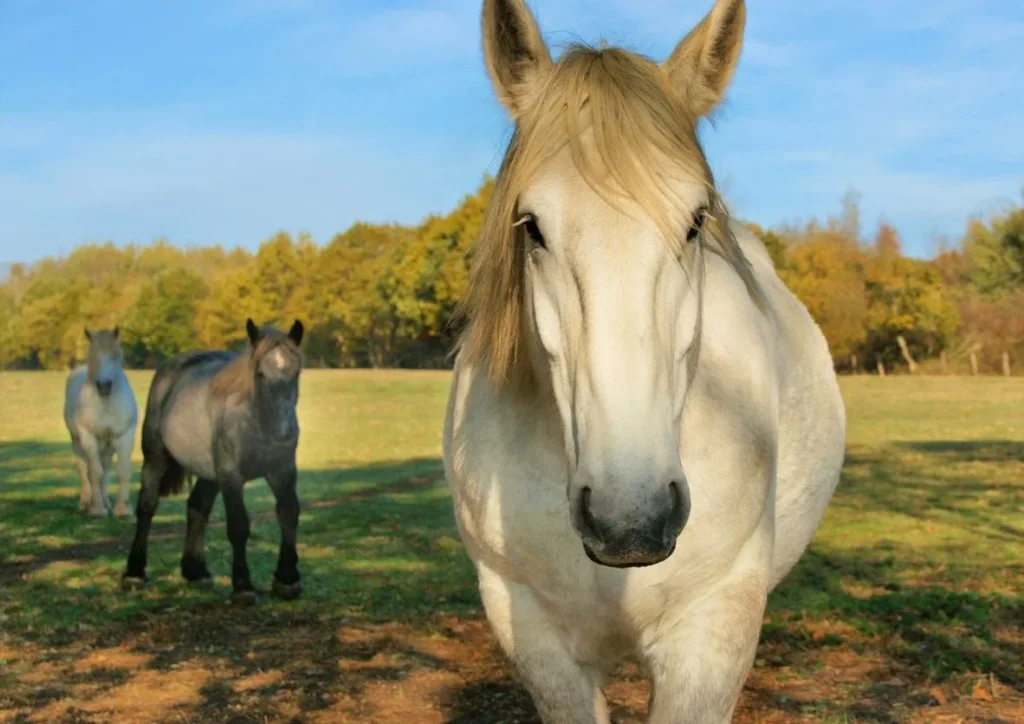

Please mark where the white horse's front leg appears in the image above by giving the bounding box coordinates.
[112,429,135,518]
[478,565,609,724]
[76,431,109,517]
[645,572,767,724]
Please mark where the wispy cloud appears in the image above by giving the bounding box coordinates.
[1,0,1021,261]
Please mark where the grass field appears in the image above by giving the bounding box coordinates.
[1,371,1022,723]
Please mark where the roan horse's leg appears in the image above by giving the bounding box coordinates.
[478,566,610,724]
[221,481,257,604]
[267,467,302,600]
[645,572,767,724]
[112,429,135,518]
[180,478,220,586]
[122,453,173,588]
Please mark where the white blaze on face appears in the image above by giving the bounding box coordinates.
[521,149,701,563]
[267,347,290,372]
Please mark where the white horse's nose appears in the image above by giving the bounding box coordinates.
[571,478,690,568]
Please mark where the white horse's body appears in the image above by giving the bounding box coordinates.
[63,329,137,517]
[444,2,846,720]
[445,225,844,721]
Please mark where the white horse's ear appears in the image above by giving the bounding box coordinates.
[246,318,261,346]
[84,328,92,342]
[482,0,552,118]
[662,0,745,118]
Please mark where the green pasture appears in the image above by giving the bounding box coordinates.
[0,371,1021,721]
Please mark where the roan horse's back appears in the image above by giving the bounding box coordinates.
[141,351,236,484]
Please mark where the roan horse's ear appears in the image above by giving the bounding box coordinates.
[84,328,92,342]
[288,320,304,346]
[662,0,746,118]
[246,318,261,346]
[482,0,552,118]
[112,326,120,340]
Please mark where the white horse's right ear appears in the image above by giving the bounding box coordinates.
[84,328,92,342]
[482,0,552,118]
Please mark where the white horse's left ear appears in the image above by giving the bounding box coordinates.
[662,0,746,118]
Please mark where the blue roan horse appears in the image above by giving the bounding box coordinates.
[122,319,306,603]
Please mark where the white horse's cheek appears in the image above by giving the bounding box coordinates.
[532,278,562,361]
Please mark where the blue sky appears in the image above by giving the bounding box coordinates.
[1,0,1021,263]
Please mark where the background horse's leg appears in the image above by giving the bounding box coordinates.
[267,467,301,600]
[222,481,256,604]
[477,566,609,724]
[122,454,168,588]
[76,431,108,517]
[112,429,135,518]
[99,446,114,514]
[71,438,92,513]
[181,478,219,585]
[645,572,767,724]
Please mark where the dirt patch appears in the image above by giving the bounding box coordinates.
[2,612,1022,723]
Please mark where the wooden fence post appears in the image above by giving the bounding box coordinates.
[877,359,886,377]
[940,350,948,374]
[1002,350,1011,377]
[970,344,980,376]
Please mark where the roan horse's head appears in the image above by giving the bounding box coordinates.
[85,327,124,397]
[460,0,762,567]
[245,318,305,442]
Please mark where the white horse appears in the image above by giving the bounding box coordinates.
[64,327,138,518]
[443,1,846,721]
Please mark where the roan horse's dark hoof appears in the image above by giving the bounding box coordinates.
[187,577,215,590]
[121,575,147,592]
[271,579,303,601]
[231,589,260,606]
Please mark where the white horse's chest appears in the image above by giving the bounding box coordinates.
[78,388,136,440]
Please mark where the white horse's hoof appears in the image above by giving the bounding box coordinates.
[112,503,133,518]
[79,498,91,513]
[88,506,110,518]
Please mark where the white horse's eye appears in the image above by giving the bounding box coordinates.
[686,206,709,243]
[515,213,546,250]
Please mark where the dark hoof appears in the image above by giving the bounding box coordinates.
[231,589,260,606]
[272,579,303,601]
[187,577,214,590]
[121,575,146,592]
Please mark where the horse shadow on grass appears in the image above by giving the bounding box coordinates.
[1,439,1022,722]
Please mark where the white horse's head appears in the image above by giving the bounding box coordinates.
[85,327,124,397]
[461,0,761,567]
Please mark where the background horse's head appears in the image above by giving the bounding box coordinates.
[244,318,305,442]
[84,327,123,397]
[461,0,763,567]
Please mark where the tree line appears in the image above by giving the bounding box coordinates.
[1,181,1021,375]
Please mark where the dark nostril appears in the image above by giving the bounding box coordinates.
[665,481,688,541]
[578,486,604,544]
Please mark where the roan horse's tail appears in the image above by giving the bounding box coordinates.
[141,354,198,498]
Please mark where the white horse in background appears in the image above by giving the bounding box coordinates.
[64,327,138,518]
[443,0,846,721]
